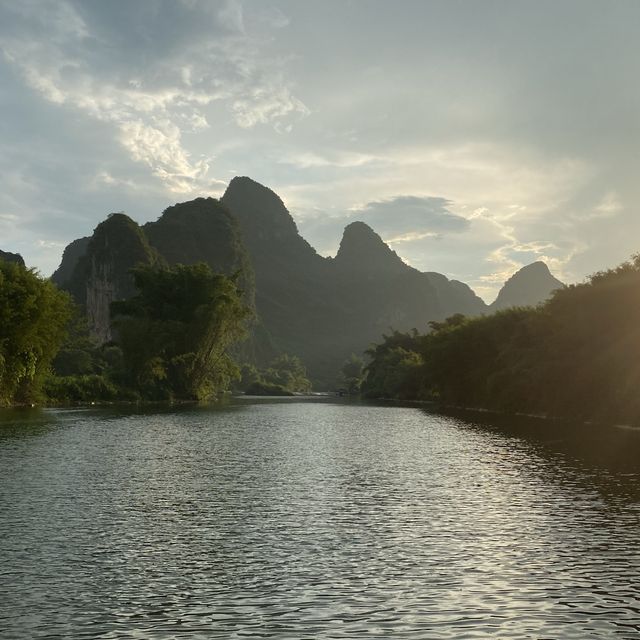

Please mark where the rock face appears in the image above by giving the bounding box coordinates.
[332,221,438,332]
[55,200,256,345]
[334,221,407,277]
[59,214,160,343]
[330,222,486,362]
[424,272,487,317]
[490,261,564,311]
[0,250,25,267]
[222,177,327,282]
[51,237,90,289]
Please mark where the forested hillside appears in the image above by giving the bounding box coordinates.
[363,254,640,425]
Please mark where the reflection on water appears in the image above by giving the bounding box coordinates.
[1,399,640,638]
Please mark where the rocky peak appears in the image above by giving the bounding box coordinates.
[334,221,407,276]
[222,176,300,243]
[424,272,488,316]
[143,197,254,302]
[222,176,323,273]
[0,250,25,267]
[490,261,564,311]
[89,213,155,265]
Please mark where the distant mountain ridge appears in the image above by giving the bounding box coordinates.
[50,176,564,385]
[490,261,564,311]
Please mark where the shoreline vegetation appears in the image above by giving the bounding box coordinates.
[0,261,313,408]
[2,252,640,428]
[362,254,640,427]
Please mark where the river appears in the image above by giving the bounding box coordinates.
[1,398,640,638]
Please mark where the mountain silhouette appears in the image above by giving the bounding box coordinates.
[490,261,564,311]
[51,177,564,385]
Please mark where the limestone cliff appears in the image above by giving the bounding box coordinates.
[222,177,338,377]
[64,214,159,342]
[222,178,488,384]
[51,237,90,290]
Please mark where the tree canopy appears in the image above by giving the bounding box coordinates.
[0,261,71,405]
[362,254,640,425]
[111,263,250,401]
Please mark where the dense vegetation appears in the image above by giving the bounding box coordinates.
[111,263,250,401]
[2,249,310,405]
[143,197,255,306]
[363,255,640,425]
[44,262,252,404]
[0,261,71,406]
[45,309,128,403]
[237,354,312,395]
[339,354,365,394]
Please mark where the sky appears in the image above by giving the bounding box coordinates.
[0,0,638,302]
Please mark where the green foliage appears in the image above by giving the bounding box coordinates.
[111,263,250,401]
[361,329,424,399]
[0,261,72,405]
[235,354,312,395]
[340,353,365,394]
[144,197,255,308]
[44,374,124,404]
[46,306,130,403]
[362,254,640,425]
[52,307,105,375]
[261,354,311,392]
[244,380,294,396]
[362,330,425,400]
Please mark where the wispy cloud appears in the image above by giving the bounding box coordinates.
[0,0,308,194]
[0,0,638,294]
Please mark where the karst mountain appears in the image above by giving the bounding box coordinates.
[50,176,563,385]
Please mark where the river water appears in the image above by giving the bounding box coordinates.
[1,398,640,638]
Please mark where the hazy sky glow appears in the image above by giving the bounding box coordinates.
[1,0,638,300]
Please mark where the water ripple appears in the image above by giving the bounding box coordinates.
[1,401,640,638]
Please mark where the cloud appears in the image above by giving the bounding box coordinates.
[589,191,623,219]
[350,195,470,241]
[0,0,308,194]
[1,0,639,299]
[278,151,381,169]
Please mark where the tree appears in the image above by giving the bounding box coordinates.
[361,252,640,425]
[111,263,250,401]
[0,261,71,405]
[262,354,312,392]
[340,353,365,394]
